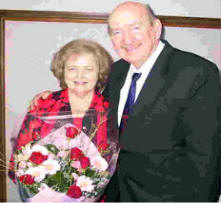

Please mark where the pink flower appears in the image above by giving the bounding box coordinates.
[71,172,79,180]
[57,150,68,158]
[71,161,81,170]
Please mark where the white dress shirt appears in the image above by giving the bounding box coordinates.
[117,41,165,126]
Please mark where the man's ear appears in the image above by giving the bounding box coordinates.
[153,19,162,40]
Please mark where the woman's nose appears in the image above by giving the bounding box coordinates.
[76,69,84,79]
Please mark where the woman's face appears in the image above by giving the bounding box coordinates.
[64,53,99,97]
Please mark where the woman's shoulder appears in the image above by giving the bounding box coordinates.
[30,89,68,113]
[46,89,68,101]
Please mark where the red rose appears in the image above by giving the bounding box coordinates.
[70,147,84,160]
[65,127,79,138]
[19,174,35,185]
[29,152,48,164]
[80,156,90,169]
[67,185,82,198]
[98,143,109,153]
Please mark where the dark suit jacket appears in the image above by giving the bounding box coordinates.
[103,41,221,201]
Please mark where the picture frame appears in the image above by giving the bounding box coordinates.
[0,9,220,201]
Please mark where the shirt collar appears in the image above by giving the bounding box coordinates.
[130,41,165,75]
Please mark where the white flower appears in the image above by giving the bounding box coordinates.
[15,153,29,162]
[31,144,49,155]
[91,156,108,172]
[27,162,33,167]
[15,169,24,177]
[42,159,60,175]
[15,144,32,162]
[71,172,79,180]
[26,166,46,182]
[68,138,78,149]
[18,161,27,169]
[21,143,32,156]
[48,153,55,159]
[76,176,94,192]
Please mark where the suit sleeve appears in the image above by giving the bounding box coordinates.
[177,64,221,200]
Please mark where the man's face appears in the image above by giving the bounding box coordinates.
[108,5,161,68]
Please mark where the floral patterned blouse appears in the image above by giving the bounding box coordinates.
[9,88,110,178]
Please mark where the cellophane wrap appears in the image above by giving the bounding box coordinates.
[13,110,119,202]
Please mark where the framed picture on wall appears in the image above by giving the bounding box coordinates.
[0,9,220,202]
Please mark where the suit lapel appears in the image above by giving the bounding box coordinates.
[111,60,130,110]
[126,42,174,127]
[115,60,130,89]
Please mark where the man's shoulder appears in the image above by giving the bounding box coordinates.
[166,42,217,68]
[111,59,130,75]
[164,42,219,75]
[112,59,129,68]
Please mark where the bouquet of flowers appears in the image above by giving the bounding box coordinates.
[12,110,119,202]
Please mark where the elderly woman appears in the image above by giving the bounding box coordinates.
[9,39,117,202]
[9,39,115,194]
[14,39,113,150]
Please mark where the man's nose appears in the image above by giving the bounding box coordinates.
[122,29,133,45]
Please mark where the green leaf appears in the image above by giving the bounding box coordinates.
[44,171,73,193]
[85,168,96,177]
[20,181,41,195]
[44,144,59,155]
[45,172,62,186]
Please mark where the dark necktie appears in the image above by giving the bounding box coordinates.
[119,73,141,134]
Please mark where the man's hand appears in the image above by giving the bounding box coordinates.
[28,90,52,111]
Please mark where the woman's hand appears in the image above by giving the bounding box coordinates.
[28,90,52,110]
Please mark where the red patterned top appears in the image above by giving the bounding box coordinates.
[9,89,109,177]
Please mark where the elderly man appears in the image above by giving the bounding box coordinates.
[103,1,221,202]
[30,1,221,201]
